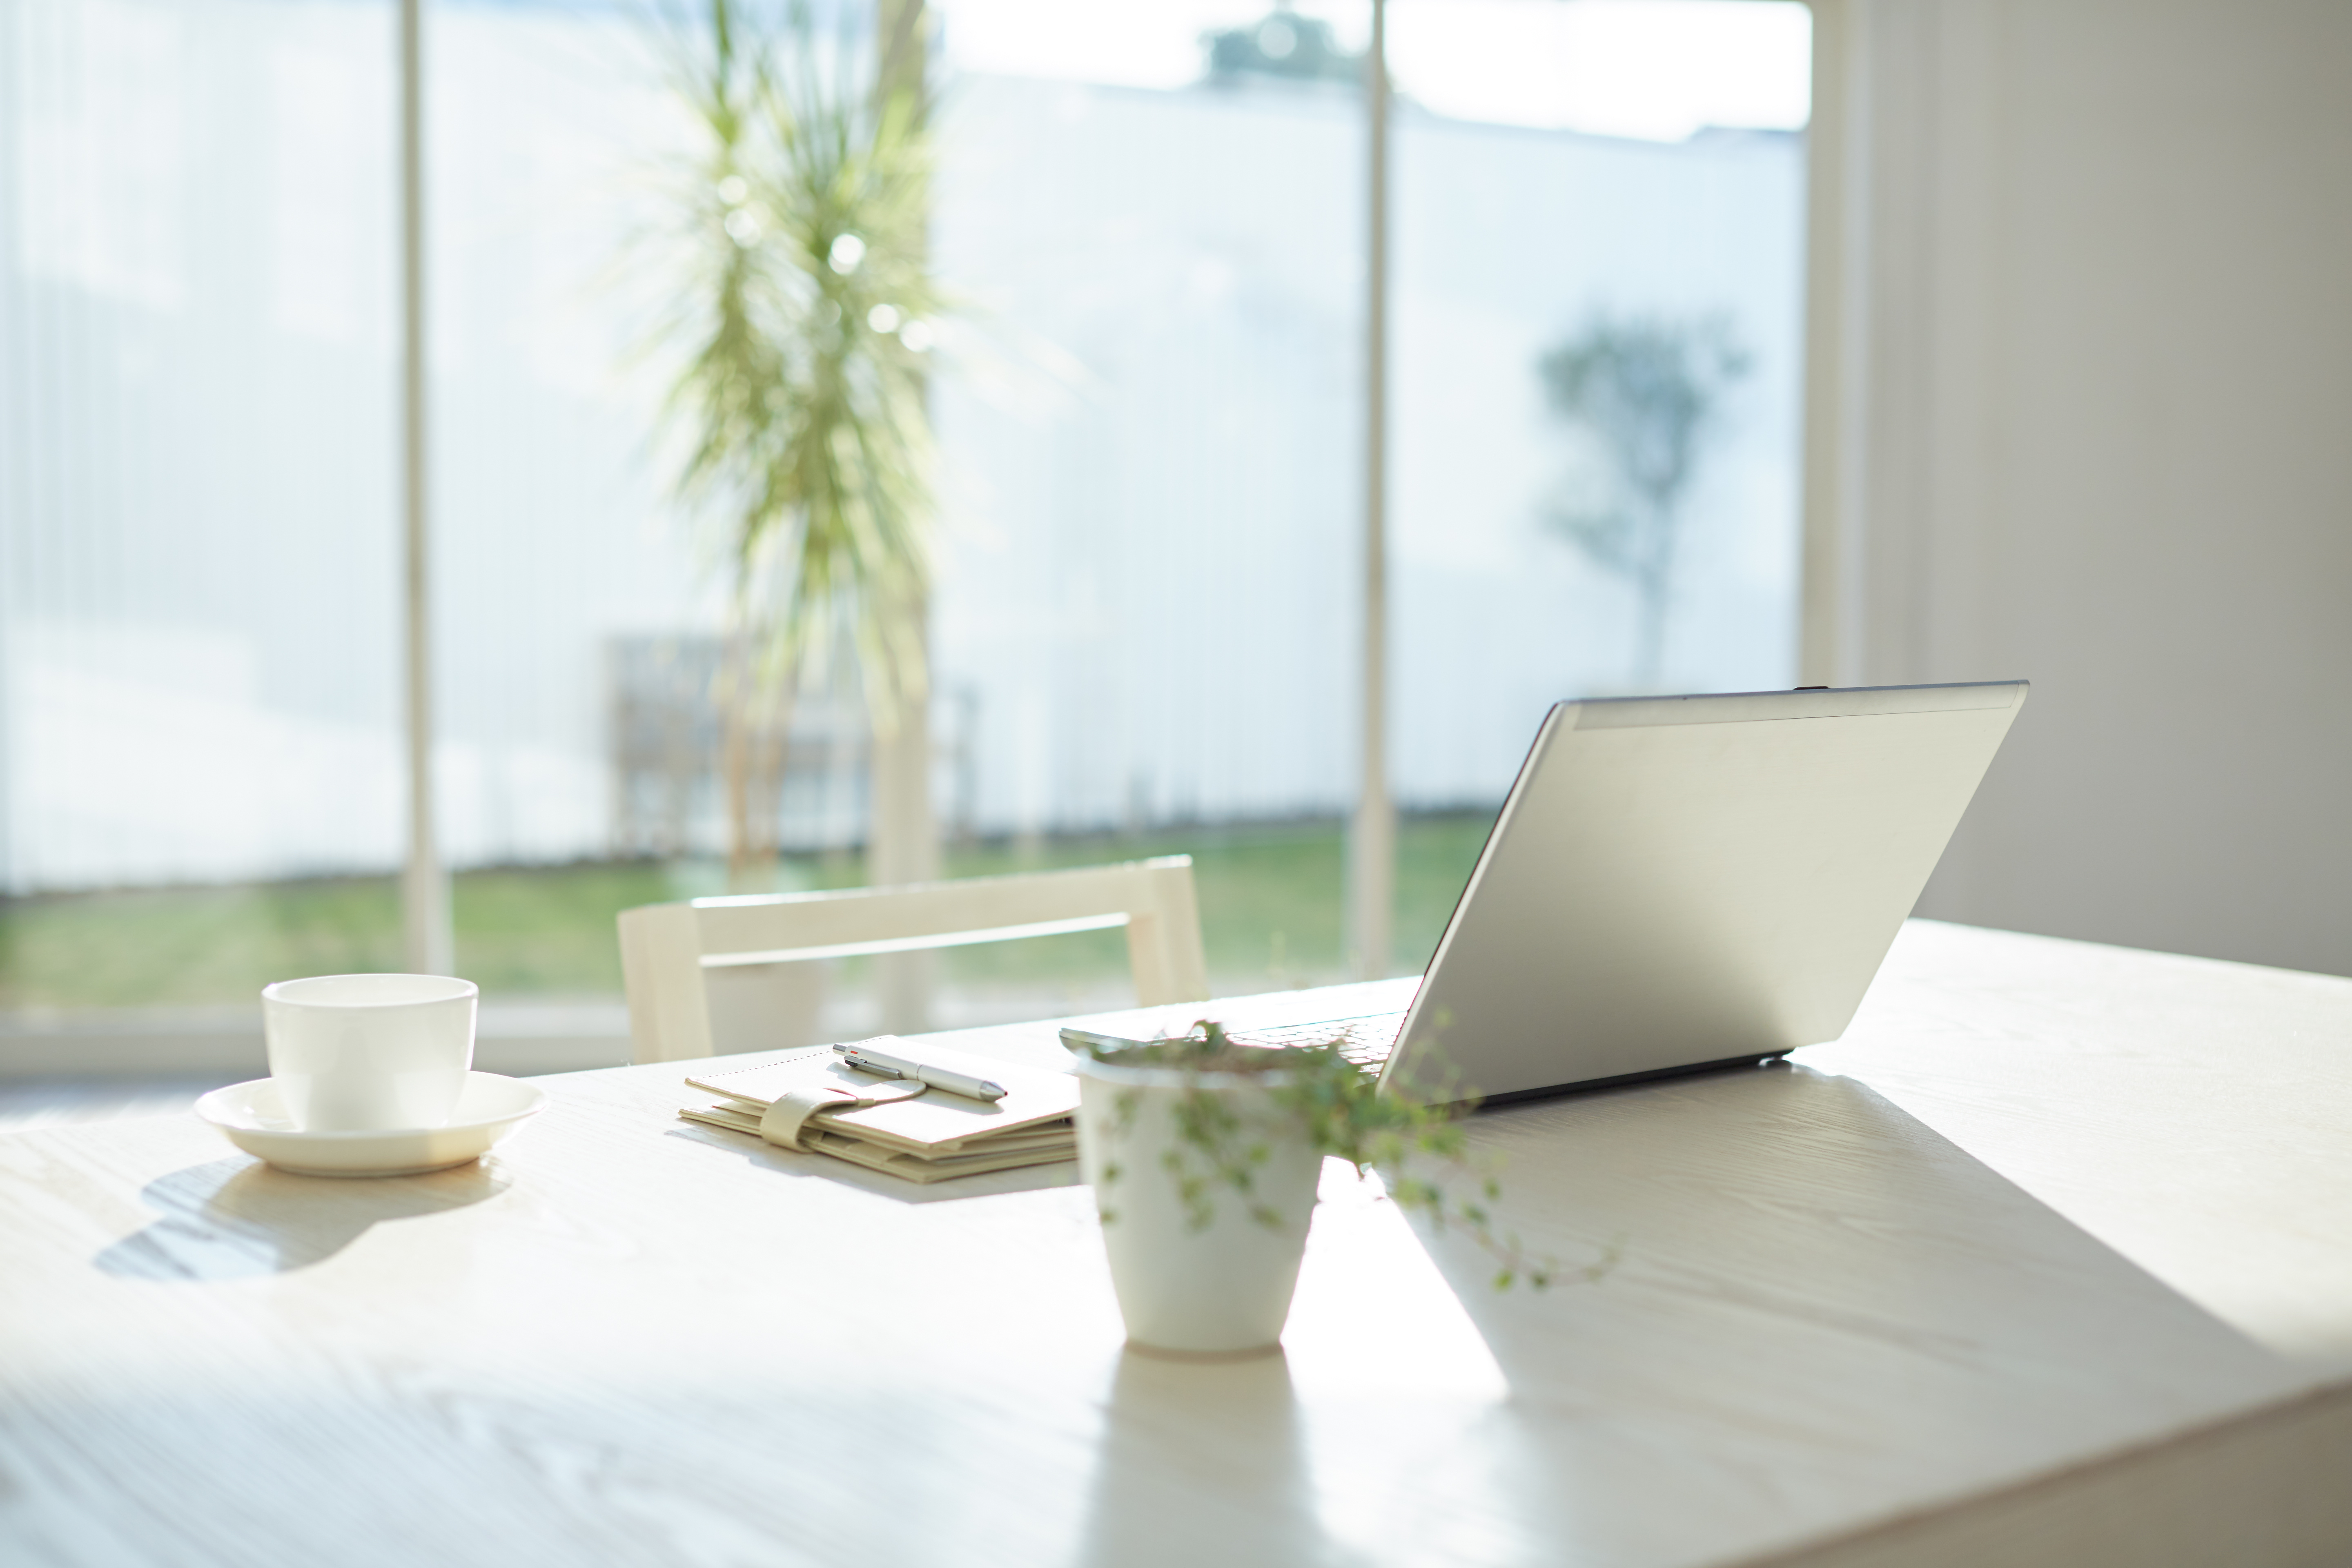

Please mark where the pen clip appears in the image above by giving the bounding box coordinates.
[837,1050,904,1081]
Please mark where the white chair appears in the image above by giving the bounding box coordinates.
[617,855,1211,1063]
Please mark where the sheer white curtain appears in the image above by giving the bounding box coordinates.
[0,0,697,894]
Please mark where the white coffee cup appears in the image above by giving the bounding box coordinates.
[261,973,480,1132]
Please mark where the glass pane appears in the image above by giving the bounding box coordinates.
[2,0,406,1013]
[931,0,1811,977]
[1386,0,1812,802]
[931,0,1374,986]
[423,3,704,998]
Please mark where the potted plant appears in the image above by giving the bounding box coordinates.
[642,0,941,885]
[1068,1023,1578,1358]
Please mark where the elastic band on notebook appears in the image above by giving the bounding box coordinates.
[760,1085,864,1148]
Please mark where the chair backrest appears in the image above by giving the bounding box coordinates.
[616,856,1211,1063]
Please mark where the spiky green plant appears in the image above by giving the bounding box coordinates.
[644,0,941,877]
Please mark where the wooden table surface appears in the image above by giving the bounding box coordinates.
[5,920,2352,1568]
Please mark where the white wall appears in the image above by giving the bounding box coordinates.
[1824,0,2352,976]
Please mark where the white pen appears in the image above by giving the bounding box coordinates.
[833,1042,1007,1102]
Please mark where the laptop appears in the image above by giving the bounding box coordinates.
[1225,681,2030,1106]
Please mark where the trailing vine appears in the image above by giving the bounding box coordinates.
[1075,1022,1618,1291]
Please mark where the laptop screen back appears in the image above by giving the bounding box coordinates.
[1383,682,2029,1104]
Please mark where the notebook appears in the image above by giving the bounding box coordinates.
[679,1038,1079,1184]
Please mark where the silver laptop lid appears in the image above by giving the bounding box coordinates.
[1383,681,2029,1104]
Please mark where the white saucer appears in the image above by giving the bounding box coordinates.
[195,1071,547,1178]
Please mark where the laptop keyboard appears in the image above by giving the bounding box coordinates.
[1226,1013,1407,1071]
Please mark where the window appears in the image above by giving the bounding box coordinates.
[0,0,1811,1069]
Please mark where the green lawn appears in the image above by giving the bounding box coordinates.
[0,813,1497,1010]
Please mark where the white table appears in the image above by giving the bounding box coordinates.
[5,920,2352,1567]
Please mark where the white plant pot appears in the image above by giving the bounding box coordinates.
[1073,1056,1324,1357]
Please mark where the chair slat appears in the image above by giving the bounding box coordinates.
[618,855,1209,1062]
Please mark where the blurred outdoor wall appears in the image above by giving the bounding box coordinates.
[933,76,1803,838]
[1834,0,2352,976]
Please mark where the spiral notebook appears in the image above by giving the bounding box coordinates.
[679,1039,1080,1184]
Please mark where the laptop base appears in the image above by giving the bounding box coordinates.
[1462,1051,1793,1112]
[1227,1014,1792,1109]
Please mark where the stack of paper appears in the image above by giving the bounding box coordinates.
[680,1038,1080,1183]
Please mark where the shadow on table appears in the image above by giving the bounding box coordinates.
[1381,1062,2298,1547]
[1223,1067,2305,1568]
[1073,1348,1323,1568]
[662,1120,1082,1205]
[94,1156,510,1281]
